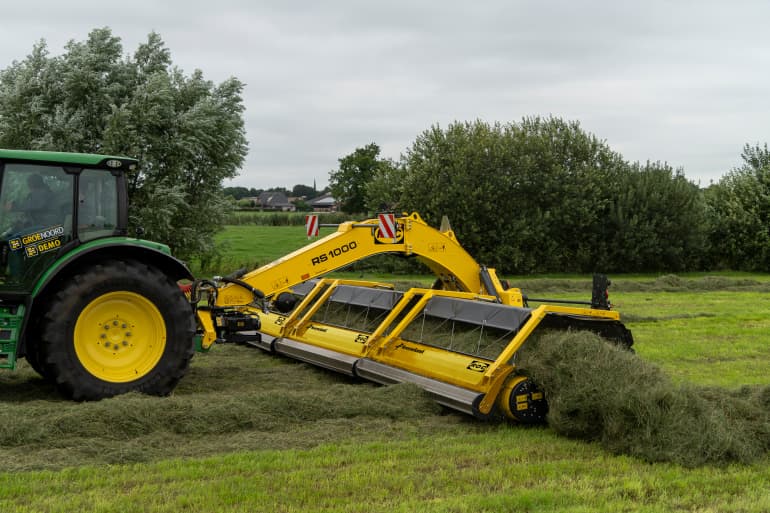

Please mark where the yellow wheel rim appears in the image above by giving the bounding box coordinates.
[74,291,166,383]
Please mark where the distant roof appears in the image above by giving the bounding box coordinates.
[310,193,336,206]
[258,191,292,206]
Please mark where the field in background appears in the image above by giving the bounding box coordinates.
[196,223,427,277]
[197,225,339,274]
[1,224,770,511]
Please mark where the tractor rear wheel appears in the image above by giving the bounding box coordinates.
[24,306,52,381]
[24,340,50,381]
[39,259,195,401]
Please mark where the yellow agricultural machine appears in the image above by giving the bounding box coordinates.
[0,149,631,417]
[192,212,633,422]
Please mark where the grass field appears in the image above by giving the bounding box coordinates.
[195,224,424,277]
[1,224,770,511]
[193,225,336,274]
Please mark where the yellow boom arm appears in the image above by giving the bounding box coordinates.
[213,212,523,308]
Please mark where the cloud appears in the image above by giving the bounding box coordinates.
[2,1,770,189]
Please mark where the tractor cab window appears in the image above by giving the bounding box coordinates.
[0,163,74,290]
[77,169,118,242]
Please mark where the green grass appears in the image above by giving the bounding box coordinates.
[0,279,768,510]
[195,225,339,274]
[618,290,770,384]
[2,431,769,512]
[2,224,770,510]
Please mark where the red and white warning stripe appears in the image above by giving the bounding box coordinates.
[378,213,397,242]
[305,214,319,238]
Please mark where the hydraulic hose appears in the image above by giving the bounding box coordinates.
[189,279,219,306]
[217,277,265,301]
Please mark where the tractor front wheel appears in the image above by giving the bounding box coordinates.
[39,260,195,401]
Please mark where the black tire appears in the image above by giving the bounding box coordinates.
[23,303,53,381]
[24,340,50,380]
[39,259,195,401]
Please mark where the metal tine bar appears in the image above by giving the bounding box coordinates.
[476,320,486,354]
[413,311,453,345]
[322,298,330,322]
[365,307,390,331]
[479,327,517,359]
[349,304,370,330]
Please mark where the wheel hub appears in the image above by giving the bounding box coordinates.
[100,318,132,351]
[74,291,167,383]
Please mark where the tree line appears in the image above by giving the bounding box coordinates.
[223,184,330,211]
[223,184,327,202]
[329,119,770,274]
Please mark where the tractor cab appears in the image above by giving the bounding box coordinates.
[0,150,131,293]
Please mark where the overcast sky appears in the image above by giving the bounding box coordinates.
[3,1,770,189]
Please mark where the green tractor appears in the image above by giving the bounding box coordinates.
[0,149,195,400]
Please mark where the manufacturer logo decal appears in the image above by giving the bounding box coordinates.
[395,342,424,354]
[467,360,490,373]
[10,225,65,258]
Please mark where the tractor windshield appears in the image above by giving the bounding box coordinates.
[0,164,74,291]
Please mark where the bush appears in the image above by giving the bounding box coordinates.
[388,118,706,274]
[705,143,770,271]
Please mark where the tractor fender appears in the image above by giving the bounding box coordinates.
[34,240,193,298]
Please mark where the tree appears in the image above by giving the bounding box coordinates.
[0,28,247,261]
[329,143,395,214]
[292,184,317,199]
[705,143,770,270]
[223,186,253,200]
[365,162,406,213]
[604,162,706,272]
[291,199,312,212]
[379,117,705,274]
[392,118,626,273]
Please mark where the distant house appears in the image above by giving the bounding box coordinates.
[310,192,338,212]
[258,191,295,211]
